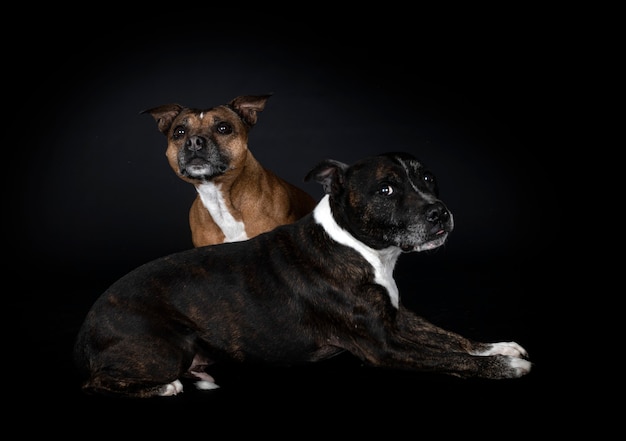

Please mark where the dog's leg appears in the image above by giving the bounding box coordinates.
[77,328,212,398]
[395,308,527,354]
[334,305,531,380]
[390,307,531,379]
[83,371,186,398]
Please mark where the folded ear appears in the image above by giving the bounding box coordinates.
[228,94,272,127]
[140,104,185,135]
[304,159,348,195]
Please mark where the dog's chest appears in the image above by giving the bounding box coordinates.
[196,182,248,242]
[350,243,400,308]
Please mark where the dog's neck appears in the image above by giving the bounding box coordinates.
[313,195,401,308]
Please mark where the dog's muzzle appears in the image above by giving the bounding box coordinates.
[179,135,229,180]
[401,201,454,253]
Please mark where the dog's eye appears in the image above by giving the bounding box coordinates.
[216,122,233,135]
[173,126,185,139]
[423,172,436,187]
[422,171,439,195]
[378,185,394,196]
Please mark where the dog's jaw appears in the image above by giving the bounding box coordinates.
[394,206,454,252]
[404,230,450,253]
[183,162,223,180]
[178,148,232,182]
[314,195,402,308]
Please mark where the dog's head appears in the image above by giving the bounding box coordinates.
[142,95,271,185]
[305,152,454,252]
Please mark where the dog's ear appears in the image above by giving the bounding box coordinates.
[228,94,272,127]
[304,159,348,194]
[140,104,185,135]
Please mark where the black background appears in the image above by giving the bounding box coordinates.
[12,9,566,432]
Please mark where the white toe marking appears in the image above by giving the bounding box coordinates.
[475,341,528,358]
[510,357,532,376]
[159,379,184,396]
[473,342,532,377]
[194,380,220,390]
[189,370,220,390]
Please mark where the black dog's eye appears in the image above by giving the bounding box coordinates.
[216,122,233,135]
[377,184,394,196]
[172,126,186,139]
[422,171,439,196]
[423,172,436,188]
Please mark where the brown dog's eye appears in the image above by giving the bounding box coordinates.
[216,122,233,135]
[172,126,185,139]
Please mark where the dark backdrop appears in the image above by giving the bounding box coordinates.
[12,11,563,432]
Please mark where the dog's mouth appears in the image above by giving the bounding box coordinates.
[186,157,212,171]
[183,161,222,178]
[180,157,229,180]
[187,157,209,166]
[400,229,449,253]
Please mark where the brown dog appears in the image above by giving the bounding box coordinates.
[142,95,317,247]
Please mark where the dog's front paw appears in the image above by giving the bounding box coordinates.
[476,341,528,359]
[472,341,532,378]
[508,356,532,377]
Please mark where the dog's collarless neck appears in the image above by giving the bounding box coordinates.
[313,195,401,308]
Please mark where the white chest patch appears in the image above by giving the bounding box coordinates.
[196,182,248,242]
[313,195,402,308]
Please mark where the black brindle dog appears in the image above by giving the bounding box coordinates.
[74,152,531,398]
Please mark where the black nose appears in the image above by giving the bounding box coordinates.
[186,136,207,151]
[425,202,450,226]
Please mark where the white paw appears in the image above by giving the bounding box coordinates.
[194,380,220,390]
[159,379,184,396]
[190,370,219,390]
[510,357,532,377]
[478,341,528,358]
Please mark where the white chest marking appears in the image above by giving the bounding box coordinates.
[313,195,401,308]
[196,182,248,242]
